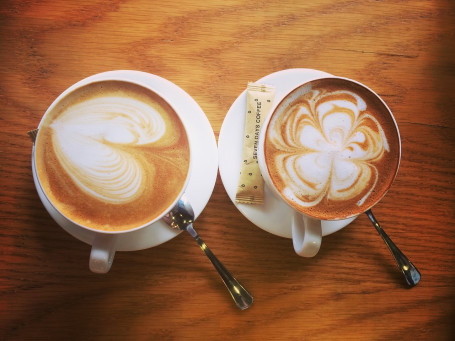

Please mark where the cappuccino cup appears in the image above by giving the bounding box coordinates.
[258,77,401,257]
[32,72,192,272]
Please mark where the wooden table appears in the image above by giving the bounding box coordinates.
[1,1,454,340]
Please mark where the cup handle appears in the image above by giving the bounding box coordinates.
[291,212,322,257]
[89,235,117,273]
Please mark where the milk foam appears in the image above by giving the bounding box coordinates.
[50,96,167,204]
[36,81,190,232]
[266,87,390,215]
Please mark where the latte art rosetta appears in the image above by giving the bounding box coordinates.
[265,84,396,219]
[51,97,167,204]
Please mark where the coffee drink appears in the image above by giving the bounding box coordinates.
[35,80,190,232]
[264,78,400,220]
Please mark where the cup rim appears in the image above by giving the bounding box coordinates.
[33,76,193,234]
[258,76,401,221]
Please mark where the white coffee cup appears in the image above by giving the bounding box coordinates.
[258,76,401,257]
[31,71,193,273]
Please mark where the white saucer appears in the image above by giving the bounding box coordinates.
[218,68,356,239]
[33,71,218,251]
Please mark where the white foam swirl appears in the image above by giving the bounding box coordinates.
[268,89,389,208]
[51,96,166,204]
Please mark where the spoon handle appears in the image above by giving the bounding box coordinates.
[365,210,421,287]
[186,225,253,310]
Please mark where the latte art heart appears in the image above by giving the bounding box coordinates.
[264,79,400,220]
[51,97,166,204]
[35,81,190,232]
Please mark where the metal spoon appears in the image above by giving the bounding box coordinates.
[163,194,253,310]
[366,210,421,287]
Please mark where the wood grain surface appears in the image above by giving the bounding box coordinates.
[1,0,454,340]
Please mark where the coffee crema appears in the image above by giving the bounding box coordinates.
[35,80,190,232]
[264,78,400,220]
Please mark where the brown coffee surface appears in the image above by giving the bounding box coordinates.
[35,80,190,232]
[264,78,400,220]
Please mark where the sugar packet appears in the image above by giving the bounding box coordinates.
[235,82,275,204]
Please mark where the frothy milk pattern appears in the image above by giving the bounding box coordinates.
[51,97,166,204]
[266,85,393,219]
[36,81,190,231]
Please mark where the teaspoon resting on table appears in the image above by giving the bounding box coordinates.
[366,210,421,287]
[163,194,253,310]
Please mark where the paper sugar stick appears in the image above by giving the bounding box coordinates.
[235,82,275,204]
